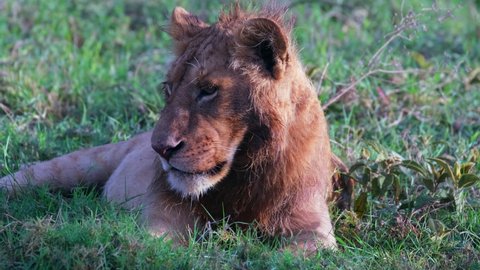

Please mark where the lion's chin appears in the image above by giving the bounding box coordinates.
[165,163,229,199]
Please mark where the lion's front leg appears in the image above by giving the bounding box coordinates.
[285,199,337,254]
[0,132,153,193]
[140,182,204,243]
[284,230,336,257]
[102,143,159,209]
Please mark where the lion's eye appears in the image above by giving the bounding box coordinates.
[197,84,219,102]
[162,81,172,97]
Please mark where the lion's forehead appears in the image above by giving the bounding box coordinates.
[168,27,234,87]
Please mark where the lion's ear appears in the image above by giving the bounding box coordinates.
[169,7,208,53]
[235,18,289,80]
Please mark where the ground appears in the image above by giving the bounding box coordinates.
[0,0,479,269]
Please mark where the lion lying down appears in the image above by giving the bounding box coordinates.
[0,6,353,252]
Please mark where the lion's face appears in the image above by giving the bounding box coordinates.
[151,8,250,197]
[152,60,250,197]
[151,7,291,198]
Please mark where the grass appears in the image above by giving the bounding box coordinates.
[1,0,479,269]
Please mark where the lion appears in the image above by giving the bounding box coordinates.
[0,6,353,252]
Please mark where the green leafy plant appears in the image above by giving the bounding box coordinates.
[400,149,480,213]
[347,142,479,218]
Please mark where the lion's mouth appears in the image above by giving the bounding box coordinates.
[170,161,227,176]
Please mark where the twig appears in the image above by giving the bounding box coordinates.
[322,68,421,110]
[0,102,14,121]
[368,11,419,68]
[289,0,354,9]
[322,9,423,109]
[322,71,371,109]
[371,68,422,75]
[387,108,411,128]
[316,62,329,94]
[367,31,403,69]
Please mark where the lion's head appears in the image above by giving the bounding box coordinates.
[151,6,330,201]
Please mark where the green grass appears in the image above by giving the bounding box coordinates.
[1,0,479,269]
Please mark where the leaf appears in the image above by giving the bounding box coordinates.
[470,148,479,163]
[306,65,321,78]
[349,162,366,174]
[400,160,428,176]
[461,162,476,174]
[361,148,371,160]
[399,200,414,210]
[428,158,456,182]
[372,177,381,197]
[428,218,446,233]
[354,192,368,219]
[464,67,480,89]
[428,218,450,242]
[341,172,360,185]
[365,141,383,154]
[362,167,372,184]
[437,189,454,202]
[458,174,480,189]
[426,160,439,178]
[381,174,396,194]
[437,172,449,184]
[454,162,461,179]
[414,191,435,209]
[411,51,431,69]
[422,178,435,193]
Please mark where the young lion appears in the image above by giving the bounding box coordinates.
[1,6,351,251]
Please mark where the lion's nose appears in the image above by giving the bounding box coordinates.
[152,140,184,160]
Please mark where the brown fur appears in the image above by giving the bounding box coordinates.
[1,6,353,252]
